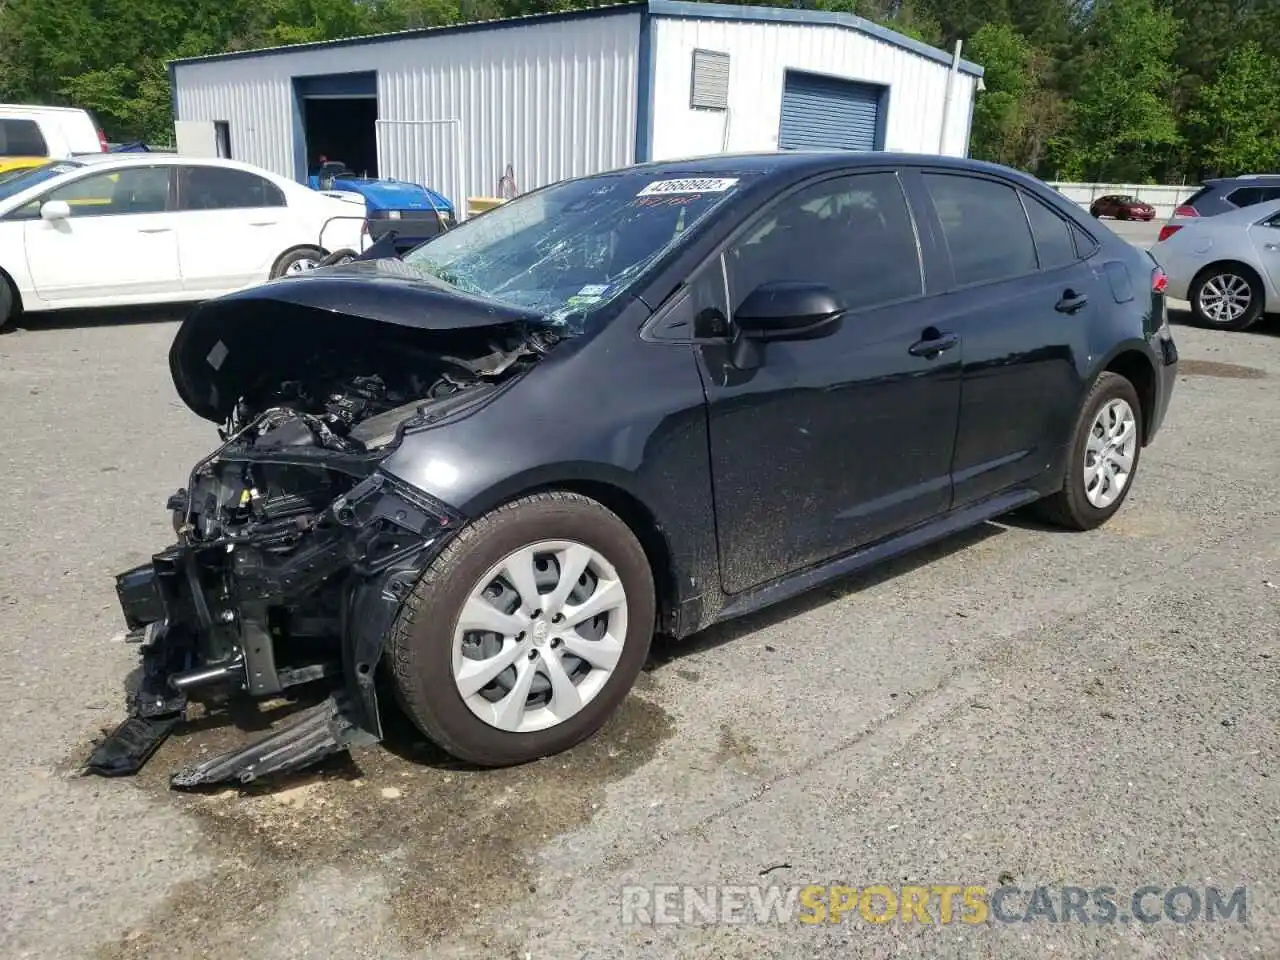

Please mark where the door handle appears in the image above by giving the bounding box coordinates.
[908,331,959,358]
[249,220,278,227]
[137,227,172,234]
[1055,290,1089,314]
[1265,243,1279,250]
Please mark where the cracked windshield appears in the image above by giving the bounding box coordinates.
[403,173,752,330]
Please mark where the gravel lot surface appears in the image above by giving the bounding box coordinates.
[1,278,1276,958]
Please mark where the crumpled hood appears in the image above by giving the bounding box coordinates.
[168,259,547,423]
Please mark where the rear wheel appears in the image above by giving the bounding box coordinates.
[389,491,656,767]
[270,247,324,279]
[1032,372,1142,531]
[1190,266,1263,331]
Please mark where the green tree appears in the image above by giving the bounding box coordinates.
[1185,41,1280,177]
[1053,0,1181,181]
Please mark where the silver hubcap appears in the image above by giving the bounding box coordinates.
[452,540,628,733]
[1084,398,1137,509]
[285,257,319,275]
[1199,273,1251,324]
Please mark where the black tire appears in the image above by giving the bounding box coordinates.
[1189,265,1264,332]
[318,248,357,267]
[270,247,324,279]
[1032,372,1143,531]
[389,491,656,767]
[0,277,14,331]
[1116,209,1129,221]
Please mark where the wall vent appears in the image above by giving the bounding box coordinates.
[690,49,730,111]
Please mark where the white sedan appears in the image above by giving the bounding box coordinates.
[0,153,367,328]
[1153,196,1280,332]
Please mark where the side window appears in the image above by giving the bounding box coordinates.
[0,119,49,157]
[179,166,286,210]
[15,166,171,218]
[725,171,922,313]
[1022,193,1078,271]
[1228,187,1261,207]
[924,173,1037,286]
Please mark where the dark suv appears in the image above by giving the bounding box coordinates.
[90,152,1180,787]
[1173,175,1280,219]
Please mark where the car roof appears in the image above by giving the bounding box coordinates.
[0,103,92,116]
[611,150,1040,185]
[56,153,292,178]
[1205,174,1280,186]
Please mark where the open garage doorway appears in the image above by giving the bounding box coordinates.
[293,72,379,179]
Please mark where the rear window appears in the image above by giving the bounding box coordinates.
[1228,186,1280,208]
[0,119,49,157]
[1023,194,1078,271]
[1181,186,1212,209]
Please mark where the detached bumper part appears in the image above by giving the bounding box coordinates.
[170,692,377,788]
[87,470,461,788]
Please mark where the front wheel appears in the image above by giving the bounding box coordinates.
[1031,372,1142,531]
[1189,266,1263,331]
[0,277,15,331]
[389,491,656,767]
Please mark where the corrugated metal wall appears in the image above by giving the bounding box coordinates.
[172,10,641,210]
[648,16,977,161]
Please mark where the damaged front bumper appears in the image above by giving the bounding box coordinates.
[87,470,462,788]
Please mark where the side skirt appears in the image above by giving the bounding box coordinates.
[713,487,1041,624]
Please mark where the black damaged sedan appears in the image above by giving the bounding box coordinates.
[95,152,1179,786]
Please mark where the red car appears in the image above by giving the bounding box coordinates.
[1090,194,1156,221]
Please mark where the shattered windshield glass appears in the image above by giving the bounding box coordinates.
[402,172,752,332]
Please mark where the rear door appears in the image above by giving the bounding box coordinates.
[909,170,1099,509]
[17,163,181,302]
[173,164,290,293]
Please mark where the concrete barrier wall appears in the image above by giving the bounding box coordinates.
[1047,182,1198,219]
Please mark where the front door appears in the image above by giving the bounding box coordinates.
[697,171,963,596]
[19,164,180,302]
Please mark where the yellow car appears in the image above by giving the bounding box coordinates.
[0,156,47,178]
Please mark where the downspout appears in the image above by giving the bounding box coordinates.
[939,39,962,155]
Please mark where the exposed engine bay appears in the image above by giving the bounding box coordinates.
[88,294,559,788]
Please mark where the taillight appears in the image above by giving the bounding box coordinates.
[1157,224,1182,243]
[1151,267,1168,293]
[97,128,109,152]
[1173,204,1199,218]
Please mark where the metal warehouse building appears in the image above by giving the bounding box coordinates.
[169,0,984,214]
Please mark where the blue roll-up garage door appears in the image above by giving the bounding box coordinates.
[778,71,883,151]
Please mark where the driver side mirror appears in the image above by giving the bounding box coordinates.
[735,281,844,341]
[40,200,71,222]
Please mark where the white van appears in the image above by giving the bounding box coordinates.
[0,105,107,166]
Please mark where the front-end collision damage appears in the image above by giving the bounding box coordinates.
[86,283,560,787]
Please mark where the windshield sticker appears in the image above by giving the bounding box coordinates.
[636,177,739,197]
[577,284,610,297]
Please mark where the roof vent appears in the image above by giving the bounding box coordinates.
[690,49,730,111]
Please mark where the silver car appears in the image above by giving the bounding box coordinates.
[1154,197,1280,331]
